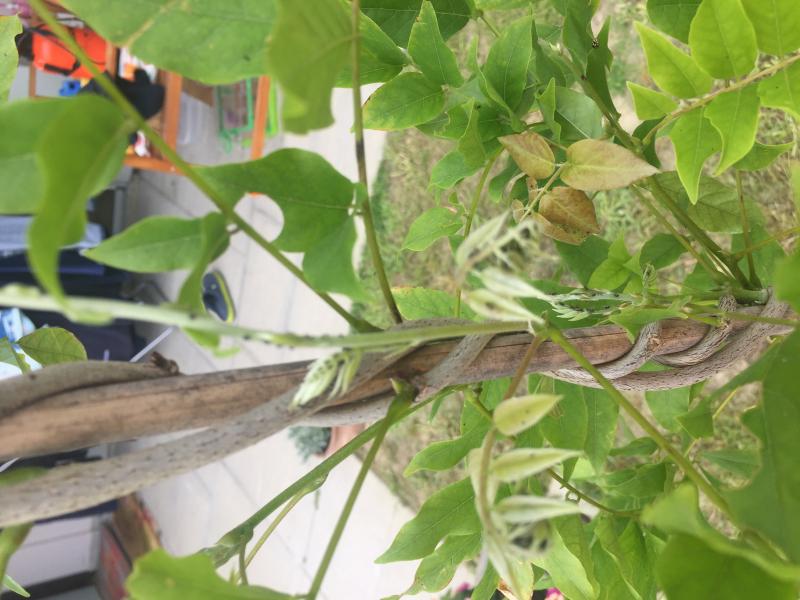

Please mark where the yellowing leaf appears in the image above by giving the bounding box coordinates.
[495,495,584,524]
[636,22,712,99]
[494,393,562,436]
[499,132,555,179]
[561,139,659,191]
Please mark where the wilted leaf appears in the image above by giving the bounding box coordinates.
[561,139,659,191]
[539,187,600,237]
[500,132,555,180]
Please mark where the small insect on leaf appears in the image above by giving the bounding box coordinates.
[561,139,659,191]
[499,132,556,180]
[494,393,562,435]
[490,448,581,482]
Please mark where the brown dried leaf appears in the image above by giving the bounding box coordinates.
[539,187,600,235]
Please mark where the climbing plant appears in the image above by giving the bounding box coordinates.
[1,0,800,598]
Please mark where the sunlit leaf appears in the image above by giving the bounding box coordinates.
[494,394,562,436]
[636,22,712,99]
[646,0,701,43]
[688,0,757,79]
[758,61,800,120]
[17,327,87,365]
[740,0,800,56]
[705,85,760,174]
[668,108,721,203]
[0,16,21,103]
[627,82,678,120]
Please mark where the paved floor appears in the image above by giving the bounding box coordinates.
[121,90,469,599]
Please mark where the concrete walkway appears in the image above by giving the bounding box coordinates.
[122,89,470,599]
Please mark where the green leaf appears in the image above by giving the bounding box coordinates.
[0,16,21,103]
[733,223,784,284]
[705,85,760,174]
[669,108,721,203]
[610,437,659,457]
[655,172,763,233]
[556,235,610,287]
[596,463,672,509]
[494,394,562,436]
[627,82,679,120]
[533,517,596,600]
[595,516,659,600]
[402,206,462,251]
[758,61,800,120]
[471,563,499,600]
[377,478,479,563]
[776,250,800,312]
[403,534,481,594]
[85,216,210,273]
[645,384,691,432]
[429,149,480,188]
[640,233,686,270]
[336,12,408,86]
[727,331,800,562]
[200,149,353,252]
[636,22,712,99]
[539,380,588,480]
[17,327,87,365]
[408,1,463,87]
[484,15,532,112]
[27,96,130,301]
[741,0,800,56]
[562,139,659,191]
[646,0,701,43]
[643,484,800,583]
[126,550,293,599]
[612,306,686,340]
[553,86,604,143]
[0,338,28,373]
[561,0,596,71]
[363,72,445,130]
[361,0,470,47]
[657,535,796,599]
[62,0,276,84]
[393,287,475,319]
[458,101,486,170]
[405,411,489,475]
[268,0,350,133]
[499,131,555,180]
[0,99,76,215]
[701,448,759,479]
[3,573,30,598]
[588,236,633,291]
[537,79,562,142]
[734,141,795,171]
[688,0,758,79]
[177,213,230,347]
[303,218,366,301]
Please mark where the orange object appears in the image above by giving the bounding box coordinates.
[32,25,106,78]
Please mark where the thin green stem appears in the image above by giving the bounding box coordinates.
[684,389,738,457]
[648,179,752,288]
[213,391,442,558]
[351,0,401,325]
[237,548,249,585]
[719,310,798,329]
[643,53,800,146]
[232,487,311,584]
[547,327,733,517]
[732,226,800,259]
[0,285,528,349]
[455,149,502,317]
[479,14,501,37]
[546,469,639,518]
[632,187,725,284]
[736,171,760,288]
[527,164,565,216]
[28,0,373,334]
[306,386,413,599]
